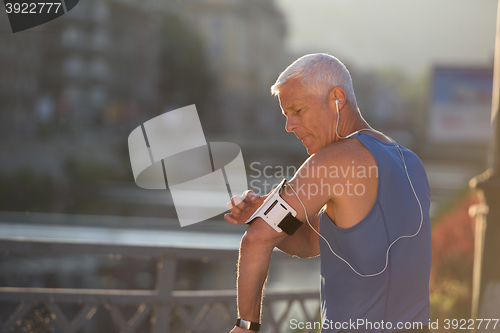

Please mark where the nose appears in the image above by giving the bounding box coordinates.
[285,117,297,133]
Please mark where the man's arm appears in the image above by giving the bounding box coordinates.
[227,194,323,331]
[226,150,339,331]
[234,219,289,324]
[276,213,320,258]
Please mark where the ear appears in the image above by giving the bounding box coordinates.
[327,86,347,111]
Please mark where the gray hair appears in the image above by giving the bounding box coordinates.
[271,53,357,107]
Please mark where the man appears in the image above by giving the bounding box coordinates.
[225,54,431,332]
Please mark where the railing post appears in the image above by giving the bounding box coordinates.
[152,256,177,333]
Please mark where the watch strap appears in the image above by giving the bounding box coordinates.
[278,212,303,235]
[235,318,261,331]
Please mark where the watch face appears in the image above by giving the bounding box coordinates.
[236,318,260,331]
[240,321,252,329]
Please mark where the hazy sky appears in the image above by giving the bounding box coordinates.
[276,0,497,74]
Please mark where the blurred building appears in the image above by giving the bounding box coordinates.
[0,0,293,206]
[178,0,288,136]
[0,0,289,140]
[39,0,166,127]
[0,0,170,136]
[0,16,42,139]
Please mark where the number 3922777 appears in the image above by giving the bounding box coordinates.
[5,2,62,14]
[442,319,499,330]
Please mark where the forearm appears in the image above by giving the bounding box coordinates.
[236,231,275,322]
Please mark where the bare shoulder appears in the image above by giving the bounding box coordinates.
[310,137,374,167]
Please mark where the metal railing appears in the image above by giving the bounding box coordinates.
[0,237,320,333]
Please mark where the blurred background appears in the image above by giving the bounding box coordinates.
[0,0,497,332]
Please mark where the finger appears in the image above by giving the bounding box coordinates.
[226,196,238,210]
[242,190,259,202]
[226,195,249,212]
[226,198,243,215]
[224,213,239,225]
[231,190,256,207]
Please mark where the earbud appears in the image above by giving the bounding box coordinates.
[335,99,340,111]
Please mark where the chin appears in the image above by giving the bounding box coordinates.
[305,145,318,155]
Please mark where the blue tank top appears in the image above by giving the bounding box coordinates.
[319,132,431,332]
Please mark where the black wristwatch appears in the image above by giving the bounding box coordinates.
[235,318,261,331]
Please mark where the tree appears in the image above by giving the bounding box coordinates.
[158,13,214,111]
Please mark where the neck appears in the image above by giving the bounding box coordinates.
[335,108,371,140]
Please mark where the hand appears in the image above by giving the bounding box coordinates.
[224,190,266,225]
[230,326,253,333]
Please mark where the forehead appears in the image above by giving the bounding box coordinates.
[278,78,317,109]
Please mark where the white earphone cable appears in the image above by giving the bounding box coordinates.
[286,100,423,278]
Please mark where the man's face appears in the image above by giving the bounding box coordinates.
[278,78,337,155]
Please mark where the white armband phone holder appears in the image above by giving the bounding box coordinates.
[246,179,303,235]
